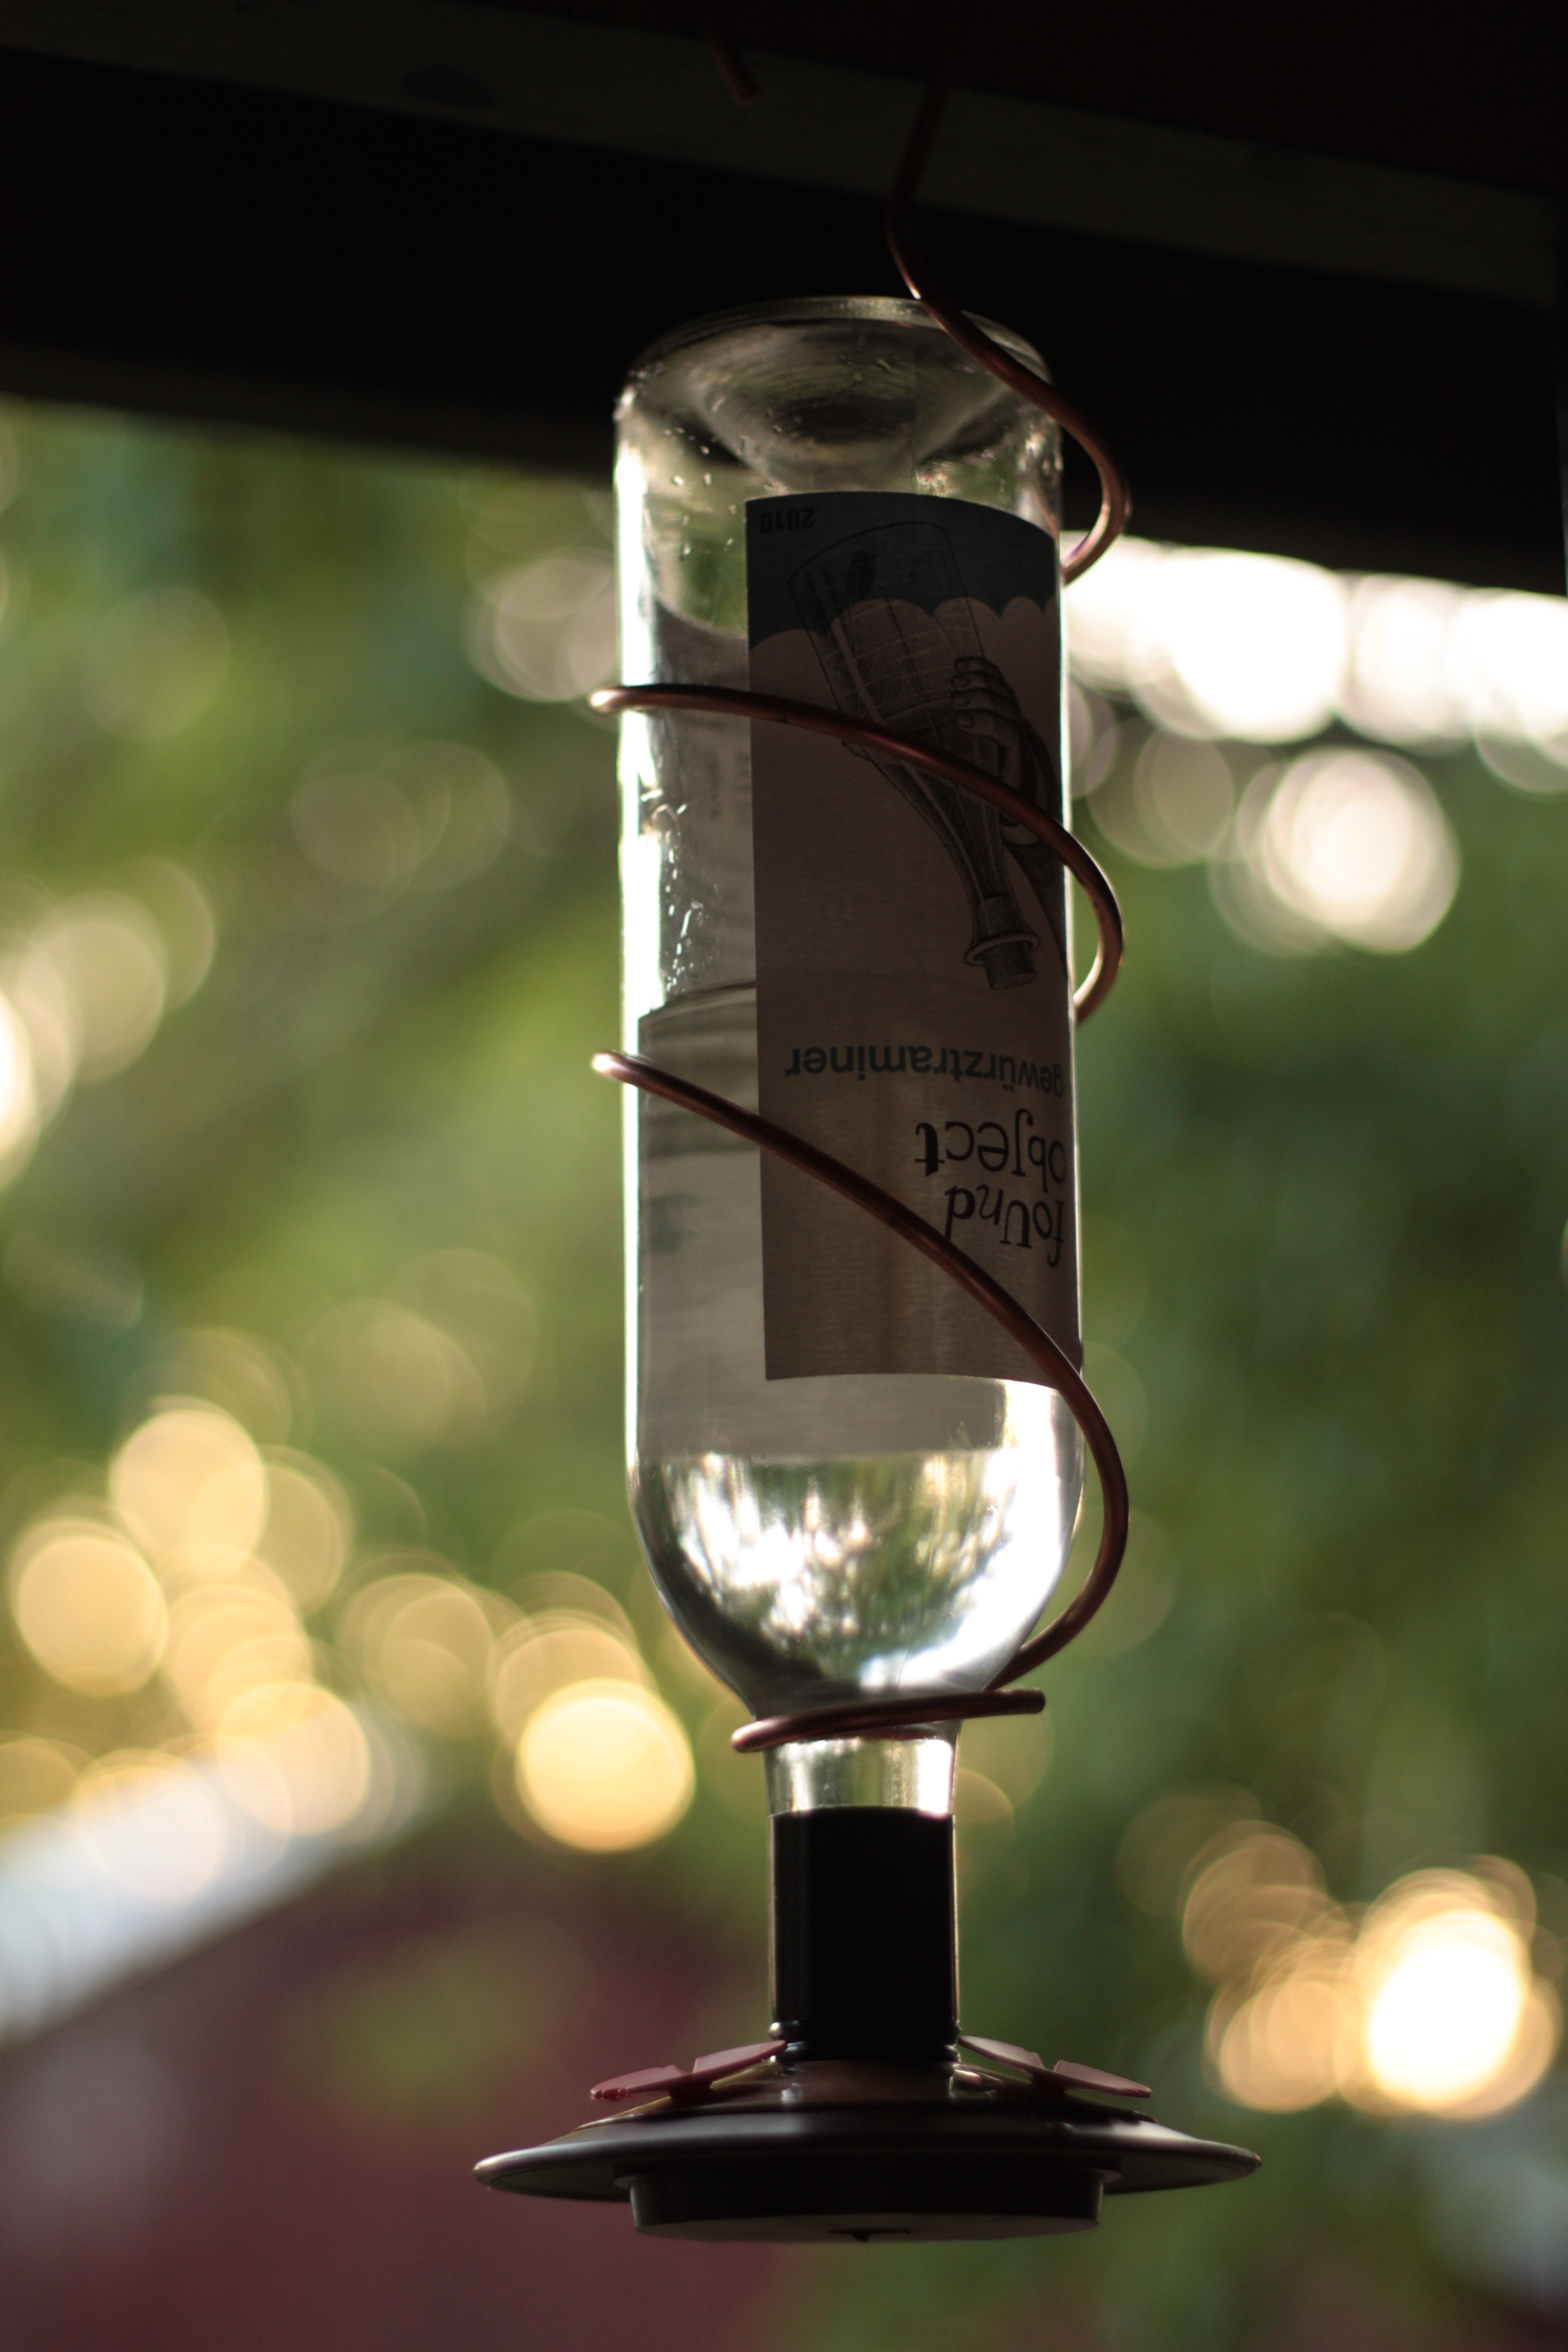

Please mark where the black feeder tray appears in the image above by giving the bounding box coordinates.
[480,1807,1257,2241]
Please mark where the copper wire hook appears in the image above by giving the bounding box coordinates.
[700,12,759,105]
[698,29,1131,581]
[886,79,1131,583]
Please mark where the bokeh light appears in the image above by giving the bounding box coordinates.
[0,990,40,1174]
[162,1564,310,1730]
[303,1299,488,1453]
[1340,576,1471,748]
[488,1611,647,1743]
[1221,751,1459,955]
[219,1685,373,1836]
[73,1751,231,1905]
[1179,1821,1561,2120]
[1210,1952,1358,2114]
[1355,1872,1560,2117]
[23,894,168,1081]
[110,1402,269,1575]
[256,1451,352,1611]
[9,1517,168,1695]
[0,1736,83,1827]
[1135,732,1235,861]
[467,550,618,703]
[1450,591,1568,757]
[340,1566,507,1736]
[1183,1824,1343,1985]
[1066,537,1568,780]
[515,1680,693,1852]
[1067,542,1347,742]
[1151,552,1348,742]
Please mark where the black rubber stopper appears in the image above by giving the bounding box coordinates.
[770,1807,957,2061]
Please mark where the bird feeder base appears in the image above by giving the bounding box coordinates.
[477,2052,1258,2243]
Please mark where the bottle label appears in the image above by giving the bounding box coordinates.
[747,491,1080,1386]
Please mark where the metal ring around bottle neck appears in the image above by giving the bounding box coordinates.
[764,1731,959,1816]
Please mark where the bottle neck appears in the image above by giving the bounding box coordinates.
[769,1803,959,2062]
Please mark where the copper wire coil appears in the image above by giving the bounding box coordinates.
[592,715,1130,1750]
[593,687,1124,1020]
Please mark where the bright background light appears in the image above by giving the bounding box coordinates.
[1068,537,1568,783]
[1240,751,1459,953]
[1169,1821,1561,2122]
[516,1680,693,1852]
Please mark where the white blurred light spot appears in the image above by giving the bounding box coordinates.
[1135,733,1235,861]
[1214,1961,1356,2113]
[3,945,77,1121]
[1363,1908,1529,2110]
[1066,538,1568,777]
[1069,544,1347,744]
[162,1567,309,1729]
[9,1520,167,1694]
[469,551,618,703]
[1155,553,1347,742]
[73,1755,229,1906]
[82,587,229,741]
[1195,1842,1561,2121]
[23,896,168,1082]
[1341,576,1471,748]
[1451,592,1568,749]
[1238,751,1459,953]
[1063,536,1168,694]
[516,1681,693,1850]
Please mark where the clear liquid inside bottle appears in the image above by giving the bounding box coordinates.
[618,300,1085,1723]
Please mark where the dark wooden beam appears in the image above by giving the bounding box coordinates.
[0,37,1560,590]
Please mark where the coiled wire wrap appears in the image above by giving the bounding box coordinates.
[596,73,1133,1754]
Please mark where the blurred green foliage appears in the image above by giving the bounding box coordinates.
[0,400,1564,2349]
